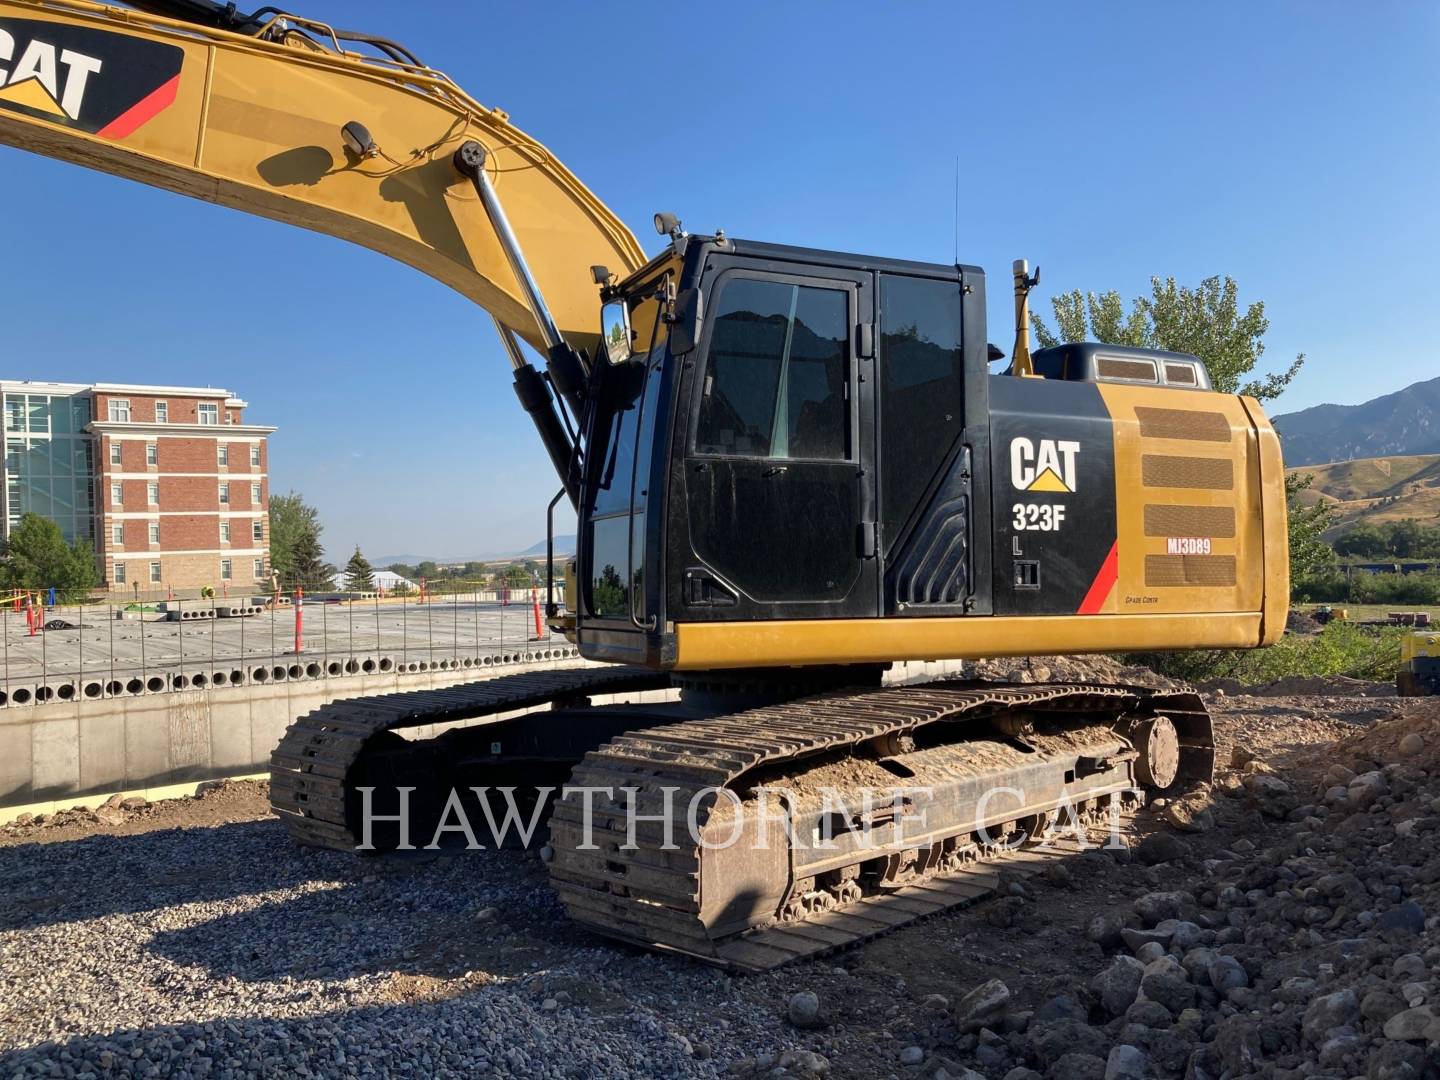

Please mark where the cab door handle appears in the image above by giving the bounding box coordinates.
[763,465,788,477]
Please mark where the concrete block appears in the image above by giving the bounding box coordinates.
[0,720,31,805]
[166,691,212,783]
[79,710,127,795]
[123,702,172,790]
[31,717,80,800]
[209,701,254,773]
[248,688,294,765]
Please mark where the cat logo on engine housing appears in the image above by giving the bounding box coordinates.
[1010,437,1080,494]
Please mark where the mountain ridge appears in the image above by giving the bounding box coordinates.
[1273,375,1440,466]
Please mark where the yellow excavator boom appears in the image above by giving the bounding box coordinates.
[0,0,644,358]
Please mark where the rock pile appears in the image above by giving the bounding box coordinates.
[909,707,1440,1079]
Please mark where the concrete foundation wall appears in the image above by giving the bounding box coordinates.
[0,655,975,821]
[0,653,596,818]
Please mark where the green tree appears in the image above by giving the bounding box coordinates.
[415,560,439,581]
[0,513,98,601]
[387,562,416,578]
[1333,522,1386,558]
[1285,473,1336,583]
[1384,519,1427,559]
[269,492,335,591]
[343,546,375,591]
[1032,275,1305,402]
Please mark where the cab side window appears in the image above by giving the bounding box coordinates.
[879,275,964,551]
[696,278,849,461]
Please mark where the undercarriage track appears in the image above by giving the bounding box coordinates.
[268,666,671,850]
[269,669,1212,973]
[550,681,1211,971]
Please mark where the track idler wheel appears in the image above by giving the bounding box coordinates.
[1127,715,1180,789]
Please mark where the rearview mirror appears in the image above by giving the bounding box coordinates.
[600,300,633,365]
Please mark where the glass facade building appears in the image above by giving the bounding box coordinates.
[3,388,96,546]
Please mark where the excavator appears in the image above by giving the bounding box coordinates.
[0,0,1289,970]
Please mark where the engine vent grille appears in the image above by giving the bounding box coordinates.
[1135,407,1231,443]
[1143,504,1237,538]
[1096,357,1159,383]
[1145,554,1238,588]
[1142,454,1234,490]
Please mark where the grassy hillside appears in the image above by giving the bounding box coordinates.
[1290,453,1440,537]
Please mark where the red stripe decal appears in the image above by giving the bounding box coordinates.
[1077,541,1119,615]
[97,74,181,141]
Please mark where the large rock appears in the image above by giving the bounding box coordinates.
[1139,957,1195,1015]
[1243,773,1299,818]
[1047,1052,1105,1080]
[1348,770,1388,808]
[1120,927,1171,953]
[1029,1020,1109,1067]
[1154,919,1203,950]
[955,979,1010,1027]
[1376,901,1425,937]
[1133,891,1195,926]
[1087,912,1126,950]
[1302,988,1360,1046]
[1092,956,1145,1017]
[1213,1015,1262,1074]
[787,991,822,1029]
[1103,1045,1146,1080]
[1207,956,1249,993]
[1383,1004,1440,1042]
[1134,832,1187,865]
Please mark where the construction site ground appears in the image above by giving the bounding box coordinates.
[2,660,1438,1079]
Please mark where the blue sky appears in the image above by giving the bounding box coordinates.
[3,3,1436,559]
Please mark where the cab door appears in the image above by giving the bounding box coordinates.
[679,261,877,620]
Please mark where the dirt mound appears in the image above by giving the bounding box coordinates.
[1245,674,1396,698]
[1286,608,1324,634]
[1311,696,1440,772]
[968,653,1187,690]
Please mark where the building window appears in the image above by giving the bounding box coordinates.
[253,558,266,579]
[218,444,229,467]
[252,520,263,542]
[227,411,237,425]
[148,522,159,544]
[250,445,261,467]
[220,558,233,580]
[250,482,261,504]
[110,482,122,506]
[108,399,131,422]
[114,562,126,584]
[198,403,219,426]
[149,561,161,583]
[111,524,124,546]
[154,401,168,423]
[4,399,23,431]
[147,482,159,505]
[220,520,231,543]
[219,482,229,504]
[109,442,122,466]
[146,443,157,466]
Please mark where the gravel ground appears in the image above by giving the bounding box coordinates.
[2,676,1437,1079]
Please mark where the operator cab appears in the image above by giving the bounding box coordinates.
[574,226,991,667]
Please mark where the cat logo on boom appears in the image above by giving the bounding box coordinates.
[0,18,182,138]
[1010,438,1080,494]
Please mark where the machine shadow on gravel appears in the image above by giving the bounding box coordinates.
[2,819,374,933]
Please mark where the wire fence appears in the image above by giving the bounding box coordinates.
[0,587,572,705]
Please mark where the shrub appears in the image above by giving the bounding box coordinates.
[1128,622,1408,686]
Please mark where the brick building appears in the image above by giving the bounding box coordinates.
[2,382,276,595]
